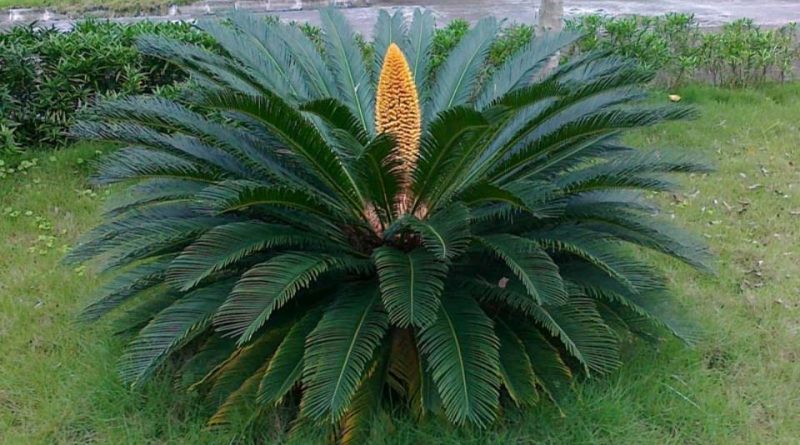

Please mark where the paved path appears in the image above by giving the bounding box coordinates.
[3,0,800,32]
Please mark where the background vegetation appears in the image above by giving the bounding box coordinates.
[2,11,800,444]
[3,15,798,152]
[2,84,799,444]
[566,14,800,87]
[0,0,185,15]
[0,21,214,150]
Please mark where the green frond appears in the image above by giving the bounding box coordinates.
[560,263,699,344]
[491,106,697,184]
[195,180,342,219]
[352,134,401,223]
[528,298,621,376]
[528,226,651,293]
[339,342,389,445]
[76,122,256,179]
[102,178,207,216]
[412,106,488,208]
[405,9,436,98]
[92,217,227,273]
[563,202,714,272]
[373,247,447,328]
[475,234,567,305]
[372,10,408,79]
[168,221,339,291]
[202,13,309,101]
[471,277,620,376]
[301,98,370,148]
[402,203,471,261]
[66,202,196,263]
[136,34,265,96]
[494,318,538,407]
[119,280,235,387]
[110,288,180,335]
[85,96,297,183]
[89,146,217,185]
[418,292,500,428]
[258,309,324,406]
[203,326,289,408]
[476,31,581,109]
[557,150,712,194]
[319,7,376,135]
[273,20,337,98]
[197,90,364,211]
[427,17,498,119]
[465,180,564,224]
[301,284,389,423]
[508,319,573,404]
[214,252,345,344]
[79,255,174,321]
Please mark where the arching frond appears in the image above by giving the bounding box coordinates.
[427,17,498,118]
[475,234,567,305]
[509,319,573,404]
[476,31,581,109]
[79,255,174,321]
[301,284,389,422]
[494,318,538,407]
[402,203,471,261]
[320,7,376,135]
[258,309,324,406]
[119,280,235,386]
[373,247,447,328]
[405,9,436,98]
[167,221,340,291]
[418,293,500,428]
[339,343,389,445]
[214,253,345,344]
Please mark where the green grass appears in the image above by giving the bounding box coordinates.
[1,84,799,444]
[0,0,187,14]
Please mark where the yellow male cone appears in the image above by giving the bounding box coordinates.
[375,43,422,215]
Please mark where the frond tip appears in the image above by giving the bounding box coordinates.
[375,43,422,210]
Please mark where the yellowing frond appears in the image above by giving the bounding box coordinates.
[375,43,421,213]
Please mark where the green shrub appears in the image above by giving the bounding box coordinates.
[700,19,799,87]
[430,18,471,72]
[567,14,799,87]
[0,20,215,149]
[70,8,710,443]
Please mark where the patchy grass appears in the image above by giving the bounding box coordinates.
[0,0,188,15]
[1,84,799,444]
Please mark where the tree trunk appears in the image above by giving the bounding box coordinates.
[537,0,564,75]
[538,0,564,33]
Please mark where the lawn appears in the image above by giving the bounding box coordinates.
[1,84,799,444]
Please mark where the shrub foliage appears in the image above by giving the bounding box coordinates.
[567,14,799,87]
[0,20,214,150]
[70,9,712,442]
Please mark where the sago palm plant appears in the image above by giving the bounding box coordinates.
[69,8,712,442]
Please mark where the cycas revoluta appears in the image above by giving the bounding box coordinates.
[70,8,712,442]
